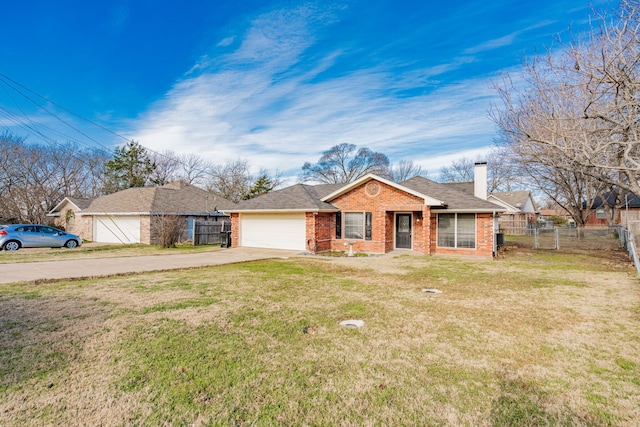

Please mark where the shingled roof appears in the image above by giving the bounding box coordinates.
[231,183,343,211]
[82,182,235,215]
[230,175,504,212]
[490,191,534,210]
[442,181,474,195]
[66,197,94,210]
[400,177,504,211]
[440,181,536,213]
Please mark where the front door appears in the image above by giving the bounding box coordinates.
[395,213,412,249]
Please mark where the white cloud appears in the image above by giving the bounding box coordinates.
[463,20,556,55]
[217,36,235,47]
[128,2,504,181]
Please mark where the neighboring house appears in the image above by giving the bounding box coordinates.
[488,191,538,232]
[539,208,575,227]
[440,177,538,233]
[48,182,234,244]
[48,197,95,236]
[585,193,640,227]
[227,166,505,257]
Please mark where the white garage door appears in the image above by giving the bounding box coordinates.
[94,215,141,244]
[240,213,306,250]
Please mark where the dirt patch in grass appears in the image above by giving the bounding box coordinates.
[0,245,638,426]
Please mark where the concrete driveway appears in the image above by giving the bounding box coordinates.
[0,247,300,284]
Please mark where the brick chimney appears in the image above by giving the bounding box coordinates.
[474,162,487,200]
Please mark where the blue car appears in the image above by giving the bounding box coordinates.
[0,224,83,251]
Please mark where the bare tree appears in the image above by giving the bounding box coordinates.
[492,1,640,200]
[204,159,283,203]
[177,152,213,188]
[148,150,182,186]
[510,140,606,230]
[438,157,475,183]
[485,147,521,192]
[389,160,427,182]
[0,132,109,224]
[437,150,518,192]
[148,150,213,187]
[300,143,390,184]
[155,214,186,248]
[205,159,252,203]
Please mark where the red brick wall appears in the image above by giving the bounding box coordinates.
[231,178,496,258]
[412,206,432,254]
[384,211,395,252]
[476,213,495,256]
[429,213,438,255]
[307,212,334,252]
[585,210,610,227]
[431,212,495,257]
[328,180,426,254]
[230,213,239,247]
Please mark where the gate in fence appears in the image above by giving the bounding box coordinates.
[193,220,231,245]
[533,228,560,250]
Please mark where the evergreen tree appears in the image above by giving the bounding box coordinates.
[104,140,155,194]
[244,172,278,200]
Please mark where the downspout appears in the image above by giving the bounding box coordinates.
[493,210,498,258]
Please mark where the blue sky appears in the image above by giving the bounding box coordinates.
[0,0,606,180]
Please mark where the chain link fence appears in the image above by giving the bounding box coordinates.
[615,225,640,275]
[502,226,639,274]
[504,226,619,250]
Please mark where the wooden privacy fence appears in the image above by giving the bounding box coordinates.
[498,219,531,236]
[193,220,231,245]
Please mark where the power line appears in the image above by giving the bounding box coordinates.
[0,72,217,180]
[0,73,117,153]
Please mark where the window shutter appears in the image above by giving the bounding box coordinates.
[336,212,342,239]
[365,212,372,240]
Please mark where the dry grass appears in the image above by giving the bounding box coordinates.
[0,242,223,264]
[0,245,638,426]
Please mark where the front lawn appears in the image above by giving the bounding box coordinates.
[0,242,223,264]
[0,247,638,426]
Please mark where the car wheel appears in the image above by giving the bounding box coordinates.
[64,239,78,248]
[3,241,20,251]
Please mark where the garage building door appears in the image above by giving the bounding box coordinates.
[240,213,306,251]
[95,215,141,244]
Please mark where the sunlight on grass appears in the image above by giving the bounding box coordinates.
[0,246,638,425]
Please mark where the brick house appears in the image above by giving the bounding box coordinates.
[47,196,94,237]
[228,167,504,257]
[48,181,234,244]
[585,192,640,227]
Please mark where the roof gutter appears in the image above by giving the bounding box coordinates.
[226,208,339,214]
[434,208,507,213]
[79,210,231,216]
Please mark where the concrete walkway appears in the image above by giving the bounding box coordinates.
[0,247,300,284]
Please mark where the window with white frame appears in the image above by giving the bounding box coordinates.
[342,212,372,240]
[344,212,364,239]
[437,213,476,248]
[596,208,606,219]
